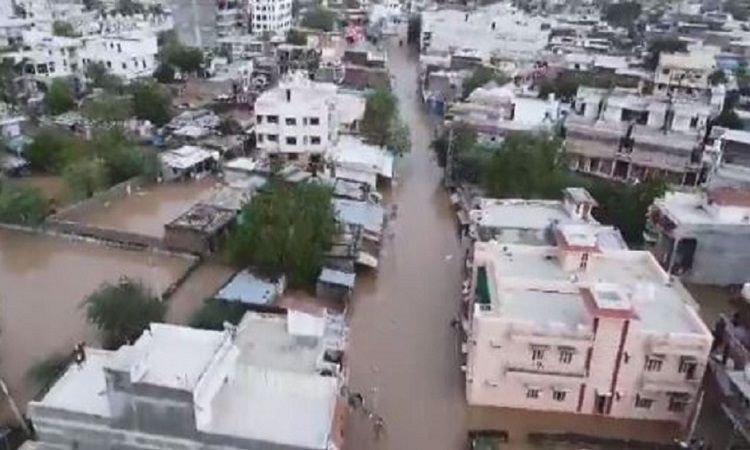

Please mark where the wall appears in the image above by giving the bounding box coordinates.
[679,225,750,285]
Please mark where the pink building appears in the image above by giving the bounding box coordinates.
[464,223,713,424]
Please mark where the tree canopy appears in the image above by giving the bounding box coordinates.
[603,2,642,29]
[226,182,339,290]
[81,277,166,349]
[189,298,248,330]
[132,82,171,126]
[116,0,145,15]
[287,29,308,46]
[163,44,204,74]
[709,69,728,86]
[24,128,78,173]
[0,184,48,225]
[645,37,687,70]
[360,88,411,154]
[301,7,337,31]
[85,61,123,92]
[462,66,510,100]
[46,79,76,115]
[52,21,76,37]
[81,94,132,124]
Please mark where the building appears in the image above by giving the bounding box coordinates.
[448,84,561,143]
[564,86,724,185]
[163,203,236,254]
[250,0,292,36]
[654,51,716,97]
[7,29,158,81]
[469,187,627,248]
[464,224,712,424]
[646,187,750,286]
[159,145,218,181]
[254,73,366,162]
[326,135,394,189]
[24,312,347,450]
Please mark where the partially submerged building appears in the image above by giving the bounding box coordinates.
[159,145,218,181]
[163,203,236,254]
[464,224,712,424]
[24,313,347,450]
[647,187,750,286]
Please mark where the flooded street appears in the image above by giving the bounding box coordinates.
[0,229,192,419]
[343,39,685,450]
[343,39,467,450]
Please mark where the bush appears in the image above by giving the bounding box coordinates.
[46,79,76,115]
[189,299,247,330]
[301,7,337,31]
[0,184,49,225]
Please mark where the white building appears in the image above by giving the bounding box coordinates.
[254,73,366,162]
[23,312,348,450]
[464,224,712,423]
[250,0,292,36]
[7,29,158,82]
[654,50,717,97]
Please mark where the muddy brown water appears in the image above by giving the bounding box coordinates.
[342,38,686,450]
[65,178,215,238]
[0,229,193,420]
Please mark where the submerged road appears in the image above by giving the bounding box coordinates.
[343,37,468,449]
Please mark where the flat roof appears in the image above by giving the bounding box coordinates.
[39,348,113,418]
[654,189,750,226]
[214,270,280,306]
[475,242,708,335]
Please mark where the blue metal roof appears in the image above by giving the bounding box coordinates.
[333,199,384,233]
[215,270,278,305]
[318,268,356,289]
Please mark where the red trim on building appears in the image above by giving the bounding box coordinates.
[607,319,630,415]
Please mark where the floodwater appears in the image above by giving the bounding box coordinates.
[64,178,216,238]
[343,38,682,450]
[15,174,70,206]
[0,229,192,420]
[166,262,235,324]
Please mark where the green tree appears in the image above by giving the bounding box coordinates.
[344,0,360,7]
[153,63,176,83]
[387,119,411,156]
[709,69,728,86]
[132,82,171,126]
[431,124,477,168]
[189,298,248,330]
[226,183,339,290]
[0,184,48,225]
[85,61,123,92]
[645,37,687,70]
[361,88,397,147]
[46,79,76,115]
[301,7,337,31]
[287,29,308,45]
[81,278,166,349]
[603,2,642,29]
[82,0,103,11]
[117,0,145,15]
[81,94,132,124]
[715,92,744,130]
[24,128,78,173]
[0,58,20,105]
[462,66,510,99]
[52,21,76,37]
[481,133,568,198]
[163,44,204,74]
[63,158,109,199]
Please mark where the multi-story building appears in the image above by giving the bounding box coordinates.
[22,311,347,450]
[468,187,627,248]
[464,223,712,423]
[7,30,158,82]
[564,86,724,185]
[250,0,292,36]
[646,186,750,286]
[254,72,366,162]
[654,51,716,98]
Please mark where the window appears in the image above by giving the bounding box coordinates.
[645,356,663,372]
[288,153,299,161]
[309,117,320,125]
[526,388,540,399]
[635,395,654,409]
[668,394,689,413]
[679,356,698,380]
[122,62,127,69]
[285,117,296,125]
[310,136,321,145]
[267,115,279,124]
[552,391,567,402]
[662,68,670,75]
[689,116,699,129]
[559,349,573,364]
[531,348,545,361]
[257,134,264,143]
[268,134,278,142]
[286,136,297,145]
[106,61,112,69]
[117,43,121,52]
[303,117,308,125]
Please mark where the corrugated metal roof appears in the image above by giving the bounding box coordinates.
[318,268,356,289]
[215,270,279,305]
